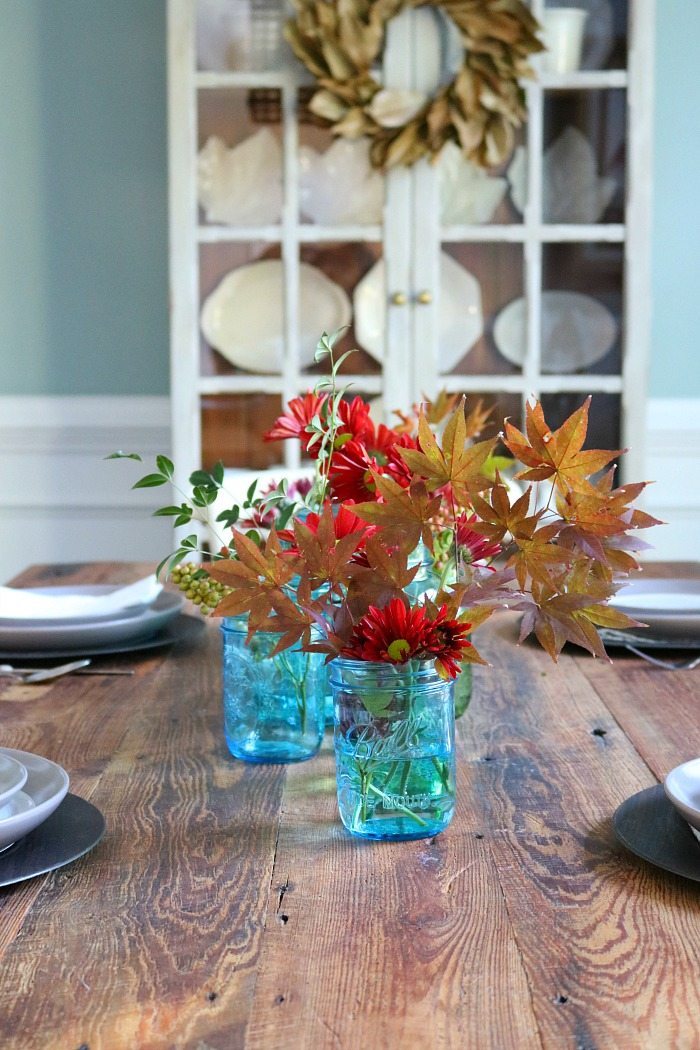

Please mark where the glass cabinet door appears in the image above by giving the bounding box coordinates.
[170,0,650,485]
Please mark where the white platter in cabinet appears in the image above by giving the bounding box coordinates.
[200,260,352,373]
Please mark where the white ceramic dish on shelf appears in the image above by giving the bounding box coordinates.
[665,759,700,844]
[438,141,508,225]
[508,127,616,223]
[353,252,482,371]
[609,579,700,640]
[201,260,352,373]
[493,290,617,373]
[0,749,69,851]
[0,590,184,653]
[299,140,383,226]
[197,130,283,227]
[0,754,28,808]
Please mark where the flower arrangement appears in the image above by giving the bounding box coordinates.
[113,330,658,838]
[193,332,656,673]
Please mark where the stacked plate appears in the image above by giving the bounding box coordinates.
[0,748,69,851]
[0,577,186,659]
[665,760,700,845]
[607,578,700,644]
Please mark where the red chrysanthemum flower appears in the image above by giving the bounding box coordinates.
[264,392,327,457]
[341,598,433,664]
[328,440,380,503]
[455,512,502,564]
[336,396,374,447]
[422,606,473,679]
[380,432,416,489]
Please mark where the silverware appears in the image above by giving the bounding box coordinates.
[0,663,134,677]
[21,660,93,683]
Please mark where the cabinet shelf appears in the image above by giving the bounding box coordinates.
[197,375,384,396]
[195,71,291,89]
[197,224,384,244]
[440,224,626,243]
[539,71,628,91]
[198,224,625,245]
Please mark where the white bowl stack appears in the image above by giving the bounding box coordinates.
[0,748,70,851]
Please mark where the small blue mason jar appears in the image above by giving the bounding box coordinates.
[329,658,456,841]
[221,617,325,763]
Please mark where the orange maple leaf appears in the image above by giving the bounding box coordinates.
[504,397,620,494]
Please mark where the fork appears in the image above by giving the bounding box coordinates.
[0,661,134,681]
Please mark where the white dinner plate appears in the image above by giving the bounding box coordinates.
[0,754,28,808]
[200,260,352,373]
[0,590,185,652]
[0,749,69,851]
[493,290,618,373]
[665,758,700,843]
[353,252,483,371]
[609,578,700,639]
[0,584,157,627]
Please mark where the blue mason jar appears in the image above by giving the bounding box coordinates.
[329,658,456,841]
[221,617,325,763]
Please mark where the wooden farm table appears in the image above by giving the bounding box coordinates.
[1,562,700,1050]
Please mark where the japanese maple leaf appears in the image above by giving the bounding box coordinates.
[397,400,496,505]
[518,570,644,661]
[463,398,494,440]
[351,475,441,553]
[503,397,620,494]
[345,535,419,615]
[210,528,295,627]
[508,521,573,589]
[290,502,366,589]
[469,479,542,543]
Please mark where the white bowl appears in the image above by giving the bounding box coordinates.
[0,749,69,850]
[665,758,700,844]
[0,752,28,808]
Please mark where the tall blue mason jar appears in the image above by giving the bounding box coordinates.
[221,617,326,763]
[329,658,456,841]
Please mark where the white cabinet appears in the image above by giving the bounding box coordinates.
[168,0,655,491]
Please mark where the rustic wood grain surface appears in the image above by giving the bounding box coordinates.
[0,562,699,1050]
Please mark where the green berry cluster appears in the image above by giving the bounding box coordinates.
[170,564,231,615]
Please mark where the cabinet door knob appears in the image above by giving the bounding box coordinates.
[416,290,433,305]
[390,291,408,306]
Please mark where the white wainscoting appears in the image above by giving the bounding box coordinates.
[0,395,697,583]
[643,398,700,561]
[0,396,173,583]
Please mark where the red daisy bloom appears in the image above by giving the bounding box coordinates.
[422,606,473,679]
[341,598,433,664]
[456,512,502,564]
[264,392,327,457]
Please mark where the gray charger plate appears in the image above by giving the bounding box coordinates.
[0,794,105,888]
[613,784,700,883]
[0,612,205,661]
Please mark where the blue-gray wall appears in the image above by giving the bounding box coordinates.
[0,1,698,397]
[0,0,168,395]
[649,0,700,398]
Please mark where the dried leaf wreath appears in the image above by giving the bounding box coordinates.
[284,0,543,171]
